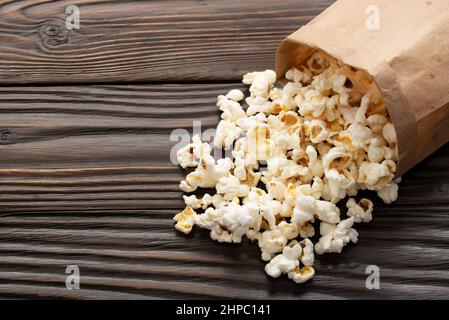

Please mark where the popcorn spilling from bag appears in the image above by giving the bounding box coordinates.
[174,51,400,284]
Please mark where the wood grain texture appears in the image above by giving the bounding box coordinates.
[1,0,449,301]
[0,0,334,84]
[0,83,230,212]
[1,83,449,299]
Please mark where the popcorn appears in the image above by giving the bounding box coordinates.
[322,147,352,171]
[382,123,397,144]
[183,195,201,209]
[174,206,197,235]
[195,207,221,230]
[377,182,399,204]
[216,175,250,200]
[288,265,315,284]
[243,70,277,99]
[300,238,315,266]
[367,136,386,162]
[283,82,303,99]
[265,238,314,283]
[176,135,211,169]
[175,51,400,285]
[307,52,328,74]
[272,97,294,114]
[195,202,259,243]
[213,120,242,149]
[277,221,299,240]
[246,96,274,116]
[297,89,327,118]
[225,89,245,102]
[311,177,324,199]
[259,229,288,261]
[305,119,330,144]
[263,155,288,180]
[279,112,302,131]
[315,218,359,254]
[246,124,274,162]
[266,179,287,201]
[217,95,246,122]
[357,160,395,190]
[291,195,315,225]
[211,194,229,209]
[298,222,315,238]
[180,155,233,193]
[316,142,331,157]
[285,66,312,84]
[269,87,284,101]
[292,195,340,225]
[346,123,373,149]
[242,169,262,188]
[245,187,271,207]
[354,95,370,123]
[324,95,340,122]
[338,104,357,123]
[367,114,387,133]
[325,167,356,203]
[280,161,308,181]
[383,145,395,161]
[217,203,257,243]
[236,113,267,132]
[233,157,247,181]
[346,198,373,223]
[265,240,302,278]
[183,194,212,210]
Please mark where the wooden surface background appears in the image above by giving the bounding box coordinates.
[1,0,449,299]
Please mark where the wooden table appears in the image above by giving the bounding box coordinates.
[0,0,448,299]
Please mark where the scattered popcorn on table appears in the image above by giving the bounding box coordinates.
[346,198,373,223]
[264,240,303,278]
[174,51,399,284]
[314,218,359,255]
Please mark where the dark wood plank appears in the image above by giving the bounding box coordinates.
[0,83,234,212]
[1,83,449,299]
[0,0,334,84]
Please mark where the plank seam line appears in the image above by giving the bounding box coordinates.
[0,79,243,88]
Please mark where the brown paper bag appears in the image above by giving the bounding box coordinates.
[276,0,449,177]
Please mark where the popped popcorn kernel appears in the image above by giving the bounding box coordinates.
[346,198,373,223]
[174,206,197,235]
[217,95,246,122]
[176,135,211,169]
[225,89,245,102]
[315,218,359,255]
[377,182,399,204]
[288,265,315,284]
[265,240,302,278]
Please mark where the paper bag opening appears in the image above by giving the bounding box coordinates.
[275,0,449,177]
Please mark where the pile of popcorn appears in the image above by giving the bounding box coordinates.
[174,51,400,284]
